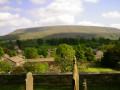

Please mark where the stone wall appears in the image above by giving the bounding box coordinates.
[0,72,120,86]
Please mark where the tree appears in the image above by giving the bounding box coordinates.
[55,44,75,72]
[85,48,96,62]
[56,44,75,62]
[37,47,48,58]
[24,48,39,59]
[37,39,43,45]
[75,44,86,62]
[3,48,12,57]
[0,47,4,59]
[101,46,120,67]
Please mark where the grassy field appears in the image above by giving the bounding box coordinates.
[86,66,117,72]
[78,66,118,72]
[0,85,120,90]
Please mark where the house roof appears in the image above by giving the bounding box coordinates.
[8,56,25,63]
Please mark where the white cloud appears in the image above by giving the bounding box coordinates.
[30,0,84,18]
[37,15,75,26]
[0,0,9,4]
[30,0,46,4]
[77,21,104,26]
[29,0,84,27]
[102,11,120,18]
[110,24,120,29]
[84,0,99,3]
[0,12,34,35]
[0,6,22,12]
[18,1,22,4]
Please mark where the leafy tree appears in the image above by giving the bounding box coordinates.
[37,47,48,58]
[11,50,17,57]
[55,44,75,72]
[37,39,43,45]
[35,63,48,73]
[101,46,120,67]
[85,48,96,62]
[3,48,12,57]
[0,61,13,73]
[24,48,39,59]
[56,44,75,62]
[75,44,86,62]
[0,47,4,59]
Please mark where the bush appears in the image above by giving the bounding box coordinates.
[11,66,26,74]
[35,63,48,73]
[0,47,4,59]
[0,61,13,73]
[23,62,36,72]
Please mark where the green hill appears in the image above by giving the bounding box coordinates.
[1,25,120,40]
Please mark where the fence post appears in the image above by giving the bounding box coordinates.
[26,72,33,90]
[73,56,79,90]
[83,79,87,90]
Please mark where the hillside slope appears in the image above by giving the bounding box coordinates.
[2,25,120,40]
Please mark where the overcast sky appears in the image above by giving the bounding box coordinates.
[0,0,120,36]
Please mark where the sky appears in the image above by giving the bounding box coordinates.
[0,0,120,36]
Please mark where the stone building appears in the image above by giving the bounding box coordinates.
[95,50,103,59]
[7,56,26,67]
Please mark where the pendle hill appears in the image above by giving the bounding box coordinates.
[1,25,120,40]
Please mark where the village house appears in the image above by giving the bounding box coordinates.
[95,50,104,59]
[7,56,26,67]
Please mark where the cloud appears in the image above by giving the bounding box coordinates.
[110,24,120,29]
[0,6,22,12]
[37,15,75,26]
[0,12,34,36]
[102,11,120,18]
[84,0,99,3]
[30,0,83,18]
[18,1,22,4]
[30,0,46,4]
[0,0,9,4]
[28,0,84,27]
[77,21,104,26]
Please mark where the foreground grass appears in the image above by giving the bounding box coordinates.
[86,66,117,72]
[78,66,118,72]
[0,85,120,90]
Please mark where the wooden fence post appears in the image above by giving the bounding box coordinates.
[73,56,79,90]
[26,72,33,90]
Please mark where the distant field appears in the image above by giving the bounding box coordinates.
[1,25,120,40]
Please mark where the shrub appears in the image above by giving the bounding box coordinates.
[11,66,26,74]
[35,63,48,73]
[23,62,36,72]
[0,61,13,73]
[0,47,4,59]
